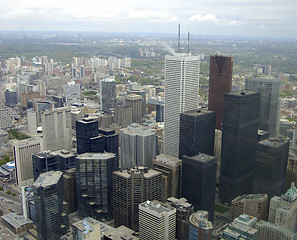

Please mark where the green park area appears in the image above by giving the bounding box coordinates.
[214,204,229,214]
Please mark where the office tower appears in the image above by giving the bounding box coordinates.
[179,109,215,158]
[63,168,77,213]
[65,81,80,106]
[153,154,182,202]
[127,89,146,117]
[76,118,104,154]
[219,91,260,205]
[268,182,297,233]
[52,95,66,108]
[100,77,116,113]
[113,166,162,231]
[256,220,296,240]
[98,128,119,158]
[80,65,84,77]
[41,107,72,151]
[125,94,142,124]
[208,55,233,130]
[120,123,157,169]
[231,194,268,221]
[223,214,258,240]
[139,200,176,240]
[27,108,37,135]
[189,210,213,240]
[252,138,289,199]
[0,108,12,130]
[114,105,132,128]
[245,76,280,137]
[5,89,17,106]
[182,154,217,221]
[164,54,200,158]
[34,100,54,126]
[156,102,164,122]
[166,197,194,240]
[12,137,43,186]
[32,171,69,240]
[72,217,101,240]
[76,152,118,220]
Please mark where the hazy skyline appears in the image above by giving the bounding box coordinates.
[0,0,296,41]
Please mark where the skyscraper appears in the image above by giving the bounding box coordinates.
[245,76,280,137]
[32,171,69,240]
[208,55,233,130]
[65,81,80,106]
[252,138,289,199]
[164,53,200,158]
[153,154,182,202]
[41,107,72,151]
[125,94,143,124]
[76,152,118,220]
[5,89,17,107]
[219,91,260,205]
[100,77,116,113]
[182,153,217,221]
[189,211,213,240]
[113,166,162,231]
[12,137,43,186]
[179,109,215,158]
[120,123,157,169]
[139,200,176,240]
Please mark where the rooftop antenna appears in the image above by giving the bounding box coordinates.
[187,32,190,53]
[178,24,181,53]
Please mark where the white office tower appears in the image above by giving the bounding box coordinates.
[41,107,72,151]
[139,200,176,240]
[27,108,37,135]
[11,137,43,186]
[164,53,200,157]
[120,123,157,169]
[65,81,80,106]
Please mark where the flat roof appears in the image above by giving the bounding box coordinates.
[259,138,288,148]
[140,200,175,214]
[77,152,116,160]
[2,213,33,228]
[33,171,63,187]
[114,167,161,179]
[0,228,20,240]
[232,193,268,202]
[154,154,182,166]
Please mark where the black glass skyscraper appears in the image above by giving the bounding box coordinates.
[252,138,289,199]
[219,91,260,205]
[5,89,17,107]
[182,153,217,221]
[179,109,216,159]
[76,152,118,220]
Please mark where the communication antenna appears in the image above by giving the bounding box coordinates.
[187,32,190,53]
[178,24,181,53]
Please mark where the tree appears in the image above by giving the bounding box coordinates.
[12,193,16,197]
[7,190,11,194]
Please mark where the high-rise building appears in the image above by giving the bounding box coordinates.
[125,94,143,124]
[164,54,200,158]
[120,123,157,169]
[114,105,132,128]
[189,211,213,240]
[182,153,217,221]
[166,197,194,240]
[12,137,43,186]
[100,77,116,113]
[153,154,182,202]
[63,168,77,214]
[32,171,69,240]
[245,76,280,137]
[72,217,101,240]
[219,91,260,204]
[27,108,37,135]
[76,152,118,220]
[5,89,17,106]
[231,194,269,221]
[127,89,146,117]
[65,81,80,106]
[252,138,289,199]
[256,220,296,240]
[0,108,12,130]
[179,109,215,158]
[268,182,297,233]
[41,107,72,151]
[113,166,162,231]
[208,55,233,130]
[98,128,119,158]
[139,200,176,240]
[76,118,104,154]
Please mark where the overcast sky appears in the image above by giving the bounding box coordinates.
[1,0,296,40]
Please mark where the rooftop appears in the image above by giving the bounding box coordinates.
[0,228,20,240]
[183,109,214,117]
[2,213,33,229]
[189,211,213,230]
[281,182,297,202]
[260,138,289,148]
[232,193,268,202]
[114,166,161,179]
[77,152,116,160]
[103,225,139,240]
[140,200,176,214]
[154,154,182,167]
[72,217,101,235]
[122,123,155,136]
[33,171,62,187]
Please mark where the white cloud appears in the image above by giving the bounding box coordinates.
[188,14,240,26]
